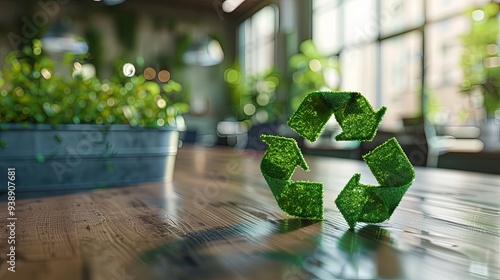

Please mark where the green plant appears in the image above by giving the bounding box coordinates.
[224,67,282,126]
[461,3,500,117]
[0,39,188,127]
[288,39,340,111]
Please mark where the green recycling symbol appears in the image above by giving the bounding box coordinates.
[260,91,415,228]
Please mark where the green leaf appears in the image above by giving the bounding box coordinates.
[35,153,46,163]
[105,162,115,171]
[54,134,62,143]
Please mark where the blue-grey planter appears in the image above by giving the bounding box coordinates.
[0,124,179,191]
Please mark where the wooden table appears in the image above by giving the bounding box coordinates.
[0,145,499,280]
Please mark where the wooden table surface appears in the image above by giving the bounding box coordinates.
[0,145,499,280]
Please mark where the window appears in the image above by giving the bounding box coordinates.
[312,0,494,130]
[425,16,469,89]
[380,0,424,37]
[313,0,342,55]
[343,0,378,46]
[381,31,422,130]
[340,44,377,106]
[426,0,489,21]
[424,5,485,125]
[239,5,278,76]
[237,6,280,124]
[314,0,378,122]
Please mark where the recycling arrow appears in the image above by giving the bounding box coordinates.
[335,138,415,228]
[260,134,323,220]
[287,91,387,142]
[259,91,414,226]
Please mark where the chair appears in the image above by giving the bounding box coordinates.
[424,122,484,167]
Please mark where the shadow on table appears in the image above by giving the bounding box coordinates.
[124,218,403,280]
[128,218,319,279]
[139,218,319,261]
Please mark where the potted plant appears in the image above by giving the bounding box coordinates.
[0,40,188,191]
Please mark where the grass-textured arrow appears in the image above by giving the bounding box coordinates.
[335,138,415,229]
[287,91,387,142]
[260,134,323,220]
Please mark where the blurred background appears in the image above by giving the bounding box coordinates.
[0,0,499,174]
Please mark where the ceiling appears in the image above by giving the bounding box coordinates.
[129,0,267,19]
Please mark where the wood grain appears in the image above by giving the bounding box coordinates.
[0,145,499,279]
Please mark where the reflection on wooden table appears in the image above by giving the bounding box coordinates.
[0,145,499,279]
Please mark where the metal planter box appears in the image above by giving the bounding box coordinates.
[0,124,179,191]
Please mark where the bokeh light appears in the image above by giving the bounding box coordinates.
[157,119,165,126]
[292,72,304,83]
[256,94,270,106]
[122,63,136,77]
[486,44,498,55]
[144,67,156,80]
[41,68,52,79]
[243,103,256,115]
[73,64,96,79]
[107,98,115,106]
[101,84,110,91]
[255,109,269,123]
[74,62,82,71]
[158,70,171,83]
[308,59,322,72]
[472,9,485,21]
[224,69,240,83]
[156,98,167,108]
